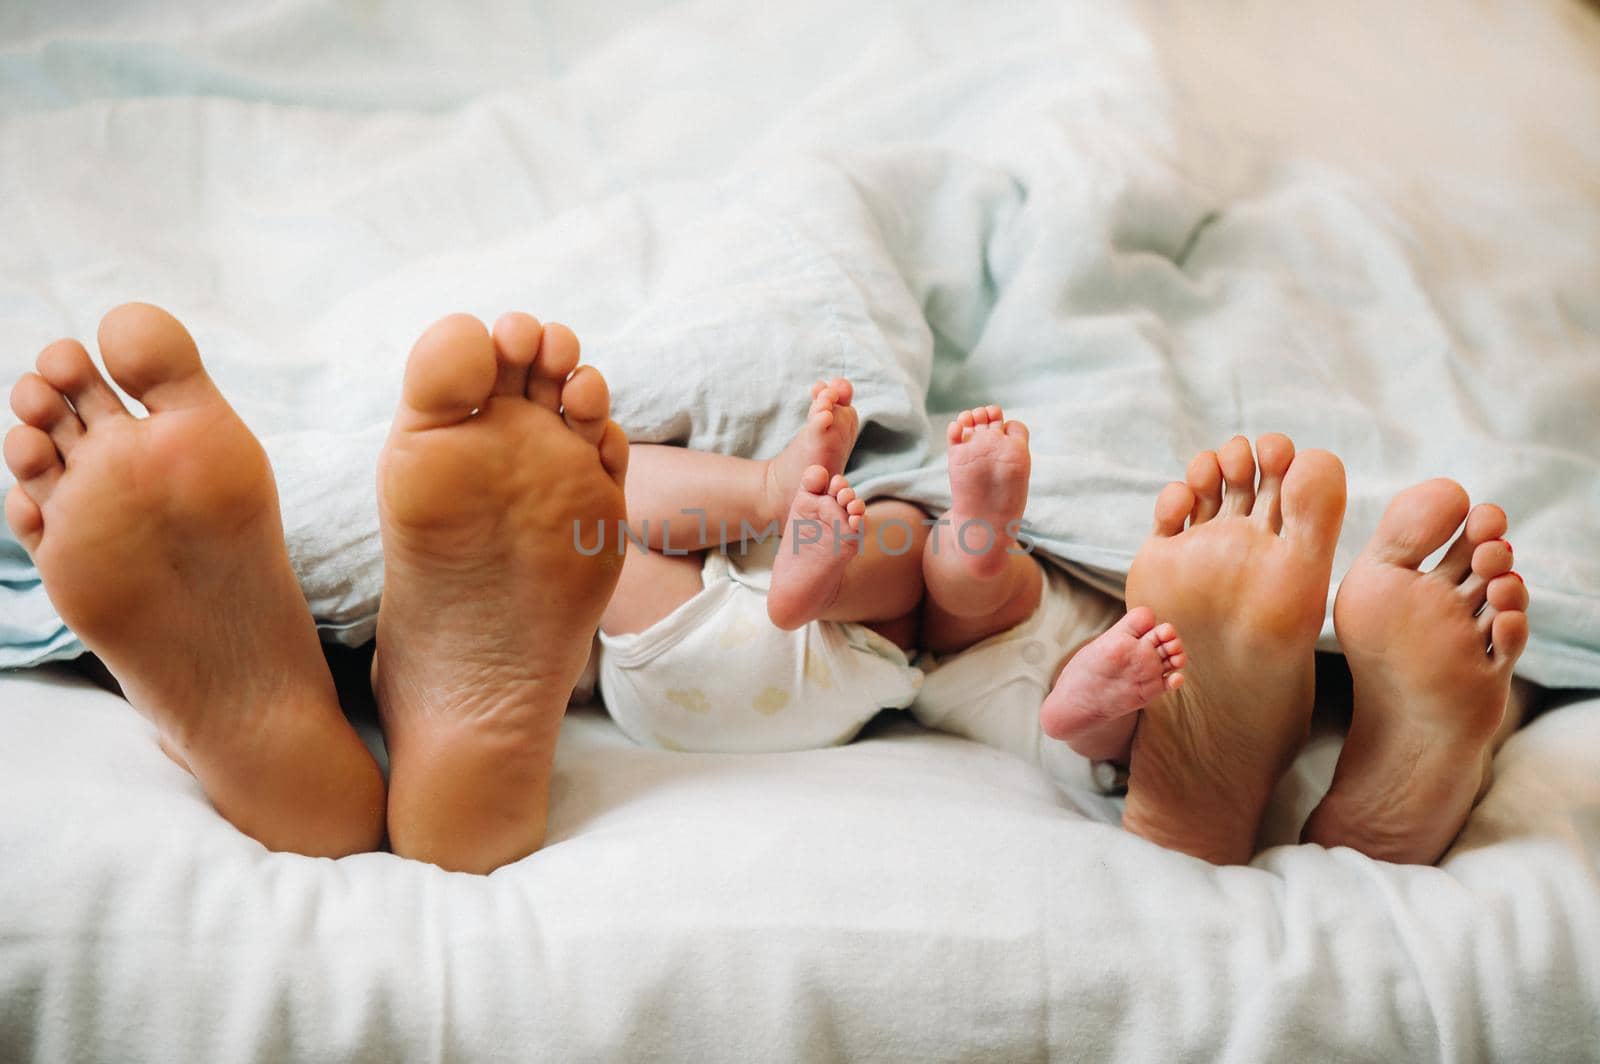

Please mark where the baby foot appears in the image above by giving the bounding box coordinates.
[942,406,1031,579]
[1121,434,1346,865]
[767,465,866,630]
[761,378,859,525]
[1040,607,1185,763]
[375,312,628,873]
[3,304,383,857]
[1302,480,1530,864]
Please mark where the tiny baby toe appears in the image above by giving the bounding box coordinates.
[800,464,830,494]
[1165,672,1185,691]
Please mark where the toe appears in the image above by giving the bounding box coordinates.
[10,373,84,457]
[560,365,611,445]
[1431,502,1506,582]
[491,312,542,398]
[1364,477,1467,569]
[828,378,853,406]
[4,425,62,501]
[1458,537,1514,605]
[1489,610,1530,665]
[1251,433,1295,533]
[1280,448,1348,560]
[1121,605,1157,638]
[35,338,128,424]
[1153,481,1194,536]
[800,464,829,494]
[1218,436,1257,516]
[527,322,581,410]
[5,485,43,553]
[1185,451,1223,524]
[396,314,497,430]
[1003,419,1028,442]
[96,303,218,411]
[1486,573,1528,614]
[597,420,629,488]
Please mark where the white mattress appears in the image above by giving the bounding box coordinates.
[1,668,1597,1060]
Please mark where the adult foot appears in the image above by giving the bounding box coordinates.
[1121,434,1346,865]
[767,466,866,629]
[1301,480,1529,864]
[4,303,384,857]
[374,312,628,873]
[940,406,1031,579]
[760,378,859,525]
[1040,606,1185,763]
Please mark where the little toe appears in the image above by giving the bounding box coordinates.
[1165,672,1185,690]
[396,314,498,430]
[1186,451,1224,524]
[1218,436,1257,516]
[490,312,542,398]
[597,420,630,487]
[35,339,127,424]
[1251,432,1295,532]
[5,485,43,553]
[560,365,611,445]
[96,303,219,411]
[1153,481,1194,536]
[1489,610,1530,664]
[10,373,83,457]
[4,425,62,501]
[527,322,581,410]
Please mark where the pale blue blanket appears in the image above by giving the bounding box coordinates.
[2,0,1597,686]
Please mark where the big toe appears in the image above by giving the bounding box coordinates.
[97,303,217,411]
[1280,448,1347,560]
[1367,477,1470,569]
[398,314,498,430]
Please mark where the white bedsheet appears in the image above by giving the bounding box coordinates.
[1,668,1597,1061]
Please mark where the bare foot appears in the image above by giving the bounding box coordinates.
[1040,606,1185,763]
[767,466,867,629]
[374,312,628,873]
[1301,480,1530,864]
[760,378,859,525]
[941,405,1031,579]
[1121,434,1346,865]
[3,304,384,857]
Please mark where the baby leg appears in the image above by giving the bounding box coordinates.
[921,406,1043,654]
[767,468,926,633]
[1040,609,1185,762]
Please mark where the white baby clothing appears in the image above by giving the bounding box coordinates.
[597,542,922,753]
[912,561,1127,793]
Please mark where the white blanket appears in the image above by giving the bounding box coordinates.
[2,668,1597,1061]
[2,0,1599,685]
